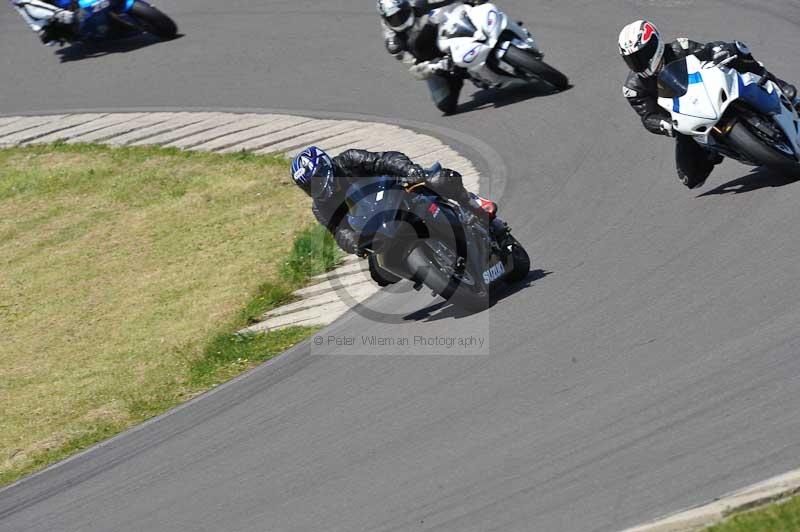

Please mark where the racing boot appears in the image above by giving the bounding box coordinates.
[708,151,724,166]
[39,9,78,46]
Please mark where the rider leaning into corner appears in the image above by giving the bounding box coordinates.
[290,146,498,285]
[10,0,78,45]
[377,0,486,115]
[619,20,800,189]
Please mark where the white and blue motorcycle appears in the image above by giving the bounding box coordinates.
[436,2,568,91]
[658,54,800,180]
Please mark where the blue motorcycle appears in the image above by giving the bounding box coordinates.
[50,0,177,42]
[346,164,530,311]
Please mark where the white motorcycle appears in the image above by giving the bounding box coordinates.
[435,2,568,91]
[658,54,800,186]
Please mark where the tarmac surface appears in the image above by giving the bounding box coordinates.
[2,1,800,531]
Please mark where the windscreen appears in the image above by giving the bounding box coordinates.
[441,11,477,40]
[658,58,690,99]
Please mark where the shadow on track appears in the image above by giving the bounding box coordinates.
[55,33,183,63]
[698,165,800,197]
[402,269,553,323]
[452,81,571,116]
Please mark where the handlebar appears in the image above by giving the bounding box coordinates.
[705,54,738,69]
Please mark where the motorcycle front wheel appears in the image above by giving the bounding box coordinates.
[503,235,530,283]
[503,45,569,91]
[127,2,178,39]
[726,117,797,168]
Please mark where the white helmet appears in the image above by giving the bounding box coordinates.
[619,20,665,77]
[377,0,415,32]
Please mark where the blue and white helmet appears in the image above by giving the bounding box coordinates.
[291,146,335,198]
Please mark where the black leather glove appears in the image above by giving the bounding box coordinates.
[400,165,427,187]
[643,114,676,137]
[440,168,462,179]
[385,36,403,56]
[712,41,752,64]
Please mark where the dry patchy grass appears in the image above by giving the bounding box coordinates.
[0,144,326,485]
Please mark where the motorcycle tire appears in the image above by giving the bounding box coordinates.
[503,236,530,283]
[405,245,490,312]
[726,118,796,168]
[128,2,177,39]
[503,45,569,91]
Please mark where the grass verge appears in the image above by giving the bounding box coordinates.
[0,143,341,486]
[705,495,800,532]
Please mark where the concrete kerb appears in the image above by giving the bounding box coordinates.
[622,468,800,532]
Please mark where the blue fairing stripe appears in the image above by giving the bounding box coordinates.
[737,76,782,115]
[673,73,701,112]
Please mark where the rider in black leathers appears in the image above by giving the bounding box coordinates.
[620,21,798,188]
[379,0,484,114]
[291,147,496,261]
[310,148,494,255]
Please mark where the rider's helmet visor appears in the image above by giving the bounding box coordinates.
[386,5,412,29]
[622,37,658,74]
[310,155,336,200]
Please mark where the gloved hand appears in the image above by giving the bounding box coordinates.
[711,42,744,64]
[399,165,427,187]
[439,168,462,179]
[409,61,437,80]
[53,9,75,25]
[409,58,451,80]
[385,36,403,56]
[711,46,731,63]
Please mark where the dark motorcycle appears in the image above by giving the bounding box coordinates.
[346,165,530,311]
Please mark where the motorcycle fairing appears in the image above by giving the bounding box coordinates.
[737,76,782,116]
[658,55,800,160]
[75,0,134,10]
[438,2,537,86]
[658,55,739,135]
[672,70,718,120]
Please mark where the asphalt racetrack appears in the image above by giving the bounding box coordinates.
[2,1,800,531]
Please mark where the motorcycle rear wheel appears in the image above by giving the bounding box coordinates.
[503,45,569,91]
[128,2,177,39]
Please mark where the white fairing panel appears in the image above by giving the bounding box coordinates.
[437,2,541,87]
[657,55,800,160]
